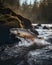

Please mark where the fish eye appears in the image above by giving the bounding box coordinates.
[17,33,20,35]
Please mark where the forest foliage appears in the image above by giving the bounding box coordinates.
[0,0,52,23]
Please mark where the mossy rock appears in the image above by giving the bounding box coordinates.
[0,8,32,29]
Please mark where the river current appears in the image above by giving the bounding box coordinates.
[0,24,52,65]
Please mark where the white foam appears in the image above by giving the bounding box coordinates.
[18,37,50,47]
[18,38,33,47]
[34,39,50,46]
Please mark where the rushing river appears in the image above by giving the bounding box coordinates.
[0,24,52,65]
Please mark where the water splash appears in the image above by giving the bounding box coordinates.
[17,36,50,48]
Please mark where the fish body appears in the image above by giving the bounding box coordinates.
[10,28,36,41]
[10,28,51,47]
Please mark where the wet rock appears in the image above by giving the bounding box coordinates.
[30,28,39,36]
[0,7,32,28]
[34,26,39,29]
[15,14,32,29]
[37,24,42,27]
[34,24,42,29]
[50,27,52,29]
[0,25,21,46]
[43,26,49,29]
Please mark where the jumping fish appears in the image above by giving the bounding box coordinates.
[10,28,36,41]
